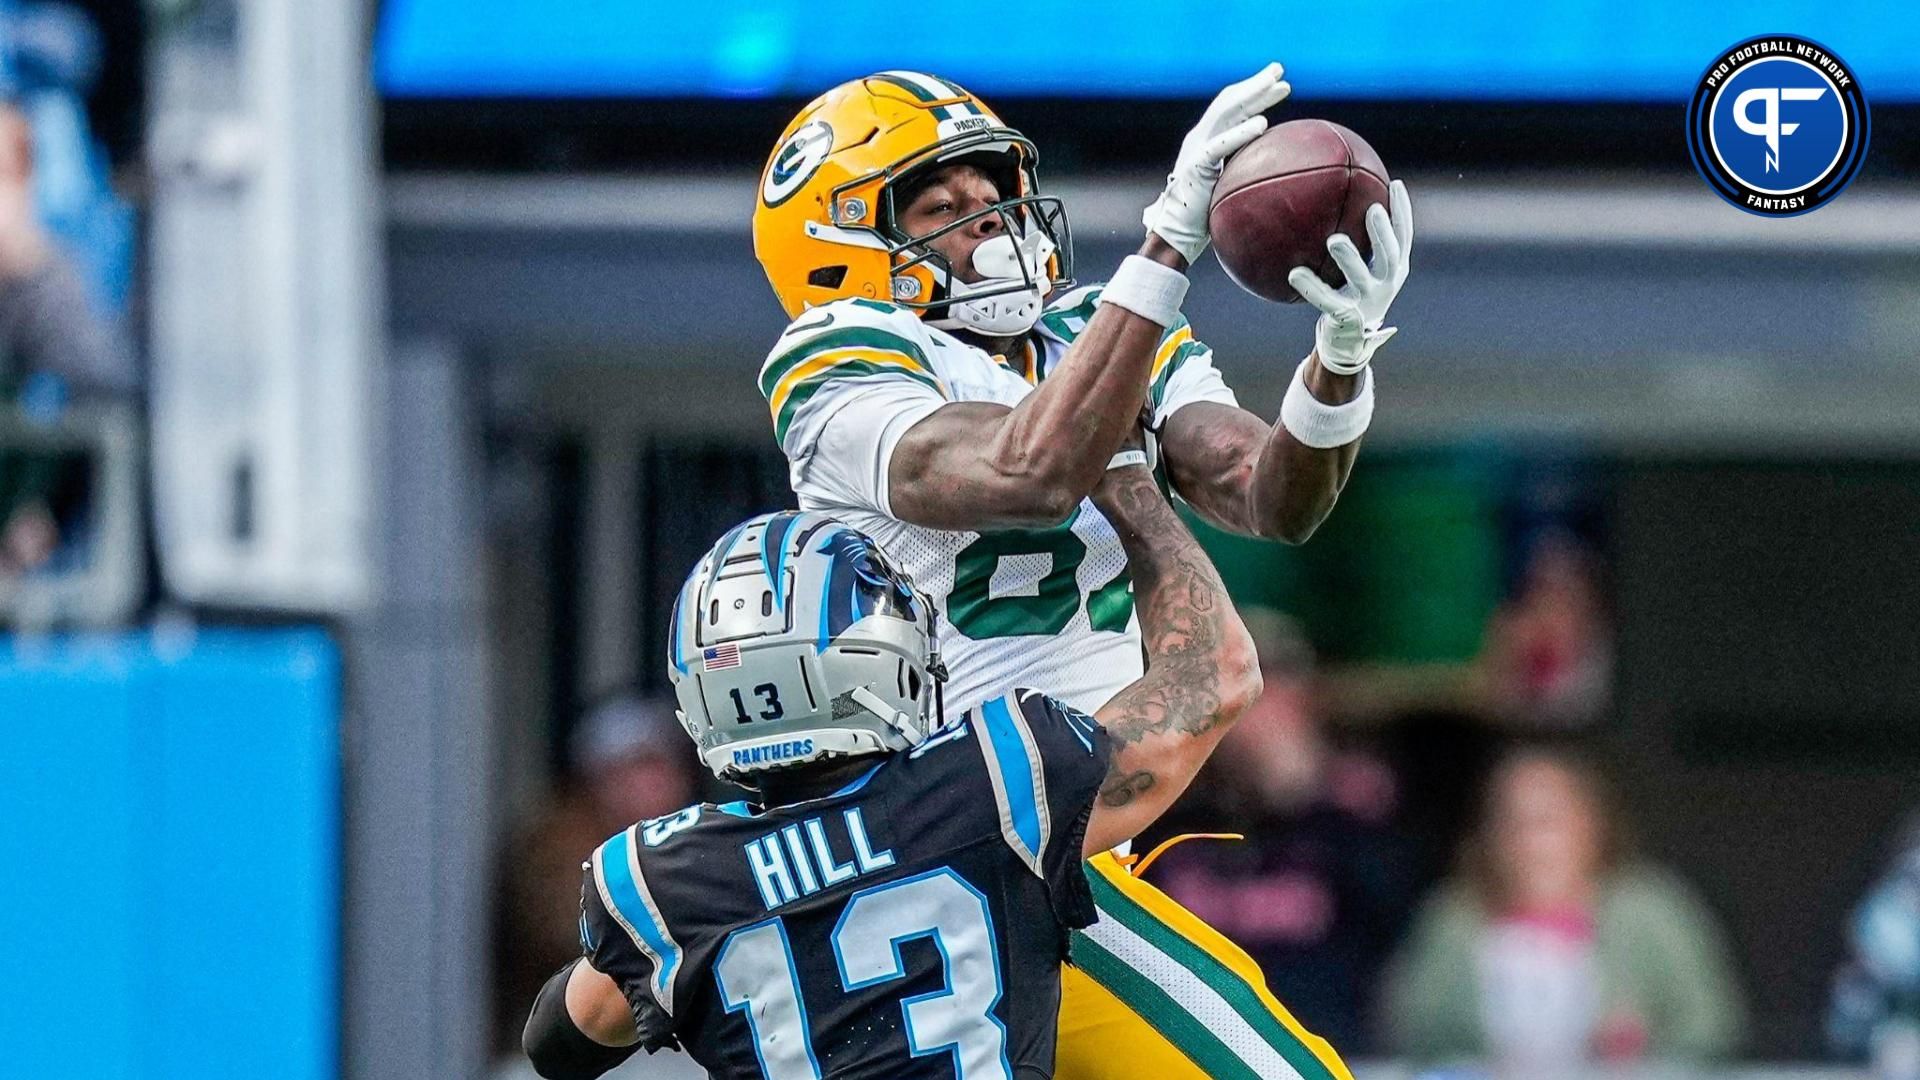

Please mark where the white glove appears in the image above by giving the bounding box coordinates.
[1288,178,1413,376]
[1142,62,1291,266]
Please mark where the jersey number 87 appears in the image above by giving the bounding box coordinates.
[947,508,1133,640]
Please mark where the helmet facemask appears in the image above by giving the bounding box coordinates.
[893,204,1066,336]
[862,137,1074,335]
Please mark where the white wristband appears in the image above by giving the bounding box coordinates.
[1107,449,1149,471]
[1280,358,1375,449]
[1098,255,1189,328]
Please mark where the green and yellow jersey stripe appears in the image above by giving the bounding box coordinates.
[1074,865,1349,1080]
[1150,324,1194,383]
[760,326,945,443]
[1034,285,1210,410]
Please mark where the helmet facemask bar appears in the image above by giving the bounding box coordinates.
[834,537,947,741]
[826,128,1076,315]
[882,195,1074,316]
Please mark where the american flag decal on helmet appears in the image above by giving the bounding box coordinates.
[703,644,742,671]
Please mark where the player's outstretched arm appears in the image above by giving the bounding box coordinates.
[889,243,1182,530]
[1159,179,1413,543]
[888,64,1293,532]
[1155,380,1358,545]
[1082,462,1262,856]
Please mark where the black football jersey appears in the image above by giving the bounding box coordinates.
[579,689,1110,1080]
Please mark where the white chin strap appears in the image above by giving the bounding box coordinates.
[925,228,1057,336]
[849,685,929,748]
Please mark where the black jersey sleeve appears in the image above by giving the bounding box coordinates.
[578,845,680,1052]
[974,689,1112,929]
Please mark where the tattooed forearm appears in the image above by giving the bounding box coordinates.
[1077,464,1260,854]
[1099,769,1156,808]
[1090,465,1257,797]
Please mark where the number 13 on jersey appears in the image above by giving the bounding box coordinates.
[713,868,1013,1079]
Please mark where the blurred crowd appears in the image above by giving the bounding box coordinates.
[1140,587,1747,1074]
[1831,813,1920,1078]
[0,0,135,582]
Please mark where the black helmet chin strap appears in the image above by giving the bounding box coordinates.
[926,606,950,730]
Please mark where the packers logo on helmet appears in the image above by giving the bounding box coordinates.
[763,120,834,207]
[752,71,1074,331]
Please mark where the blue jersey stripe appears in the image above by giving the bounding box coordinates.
[1060,715,1093,754]
[979,696,1044,864]
[1045,694,1099,754]
[598,827,682,1011]
[910,722,971,758]
[833,760,887,797]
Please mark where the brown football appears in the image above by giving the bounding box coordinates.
[1208,119,1391,304]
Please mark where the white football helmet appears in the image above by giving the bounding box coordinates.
[666,511,946,783]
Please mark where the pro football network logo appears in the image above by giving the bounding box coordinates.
[1688,35,1869,217]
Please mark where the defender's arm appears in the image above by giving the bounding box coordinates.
[1082,463,1262,856]
[523,960,638,1080]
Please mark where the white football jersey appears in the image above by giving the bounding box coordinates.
[758,285,1238,719]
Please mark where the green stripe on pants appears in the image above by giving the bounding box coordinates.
[1082,869,1342,1080]
[1071,931,1269,1080]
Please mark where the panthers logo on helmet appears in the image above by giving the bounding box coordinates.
[667,512,945,781]
[763,120,834,208]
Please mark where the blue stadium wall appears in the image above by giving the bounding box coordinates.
[0,628,340,1080]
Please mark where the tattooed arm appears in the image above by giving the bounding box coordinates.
[1081,462,1263,857]
[1158,360,1362,544]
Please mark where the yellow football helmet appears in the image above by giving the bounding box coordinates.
[752,71,1073,332]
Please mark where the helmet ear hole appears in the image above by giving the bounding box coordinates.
[807,265,848,288]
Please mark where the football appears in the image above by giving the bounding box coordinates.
[1208,119,1392,304]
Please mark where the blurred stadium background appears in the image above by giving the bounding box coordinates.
[2,1,1918,1078]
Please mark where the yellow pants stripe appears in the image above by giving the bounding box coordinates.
[1056,853,1354,1080]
